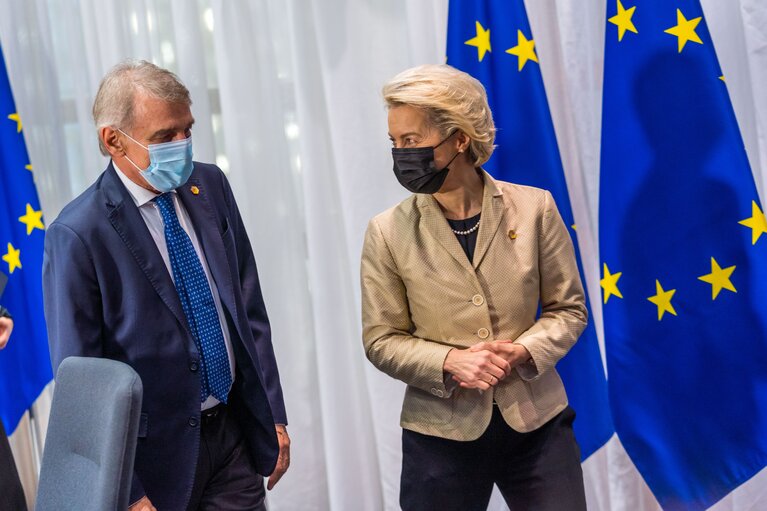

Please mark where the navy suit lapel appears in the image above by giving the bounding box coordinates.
[101,164,191,335]
[177,176,240,330]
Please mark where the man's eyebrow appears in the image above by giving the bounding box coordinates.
[148,128,175,139]
[148,121,195,140]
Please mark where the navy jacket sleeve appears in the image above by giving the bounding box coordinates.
[42,222,103,368]
[220,173,288,425]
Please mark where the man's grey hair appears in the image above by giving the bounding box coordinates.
[93,59,192,156]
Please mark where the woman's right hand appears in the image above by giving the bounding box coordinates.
[443,347,511,390]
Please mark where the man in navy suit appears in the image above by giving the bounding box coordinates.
[42,60,289,511]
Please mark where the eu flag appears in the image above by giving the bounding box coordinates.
[600,1,767,508]
[0,45,53,434]
[447,0,614,460]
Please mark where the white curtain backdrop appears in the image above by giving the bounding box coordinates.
[0,1,765,510]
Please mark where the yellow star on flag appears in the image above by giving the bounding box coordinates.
[647,279,677,321]
[608,0,638,42]
[600,263,623,304]
[698,257,736,300]
[8,112,22,132]
[505,30,538,71]
[738,200,767,245]
[25,164,33,172]
[664,8,703,53]
[2,243,21,274]
[18,204,45,235]
[465,21,491,62]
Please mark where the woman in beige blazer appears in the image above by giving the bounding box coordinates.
[361,65,589,511]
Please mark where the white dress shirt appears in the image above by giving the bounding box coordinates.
[114,163,235,410]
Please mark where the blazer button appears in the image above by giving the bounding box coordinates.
[472,294,484,306]
[430,388,444,398]
[189,361,199,372]
[477,328,490,339]
[189,417,199,428]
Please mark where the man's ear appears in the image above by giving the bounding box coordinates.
[100,126,125,157]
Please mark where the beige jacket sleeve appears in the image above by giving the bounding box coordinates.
[361,217,454,396]
[514,190,588,381]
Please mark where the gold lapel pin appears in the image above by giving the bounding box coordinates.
[190,185,200,195]
[508,230,517,240]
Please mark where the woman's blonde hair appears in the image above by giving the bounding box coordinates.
[382,64,495,166]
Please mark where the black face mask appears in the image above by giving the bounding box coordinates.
[392,132,461,194]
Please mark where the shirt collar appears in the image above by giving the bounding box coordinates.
[113,160,175,207]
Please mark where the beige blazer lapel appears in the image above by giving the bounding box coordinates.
[473,171,508,269]
[416,170,508,271]
[416,193,474,273]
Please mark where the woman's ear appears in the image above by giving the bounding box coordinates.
[456,130,471,153]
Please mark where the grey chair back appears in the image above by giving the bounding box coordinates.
[36,356,142,511]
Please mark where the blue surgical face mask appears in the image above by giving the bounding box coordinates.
[118,129,194,192]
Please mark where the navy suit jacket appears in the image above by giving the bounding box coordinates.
[43,162,287,510]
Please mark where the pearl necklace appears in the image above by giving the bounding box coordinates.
[451,218,481,236]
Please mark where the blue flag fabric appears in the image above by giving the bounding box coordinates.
[600,1,767,508]
[0,46,53,434]
[447,0,614,460]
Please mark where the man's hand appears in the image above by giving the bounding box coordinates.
[443,347,512,390]
[0,317,13,350]
[469,340,532,368]
[267,425,290,490]
[128,496,156,511]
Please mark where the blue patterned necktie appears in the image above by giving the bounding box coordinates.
[154,193,231,403]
